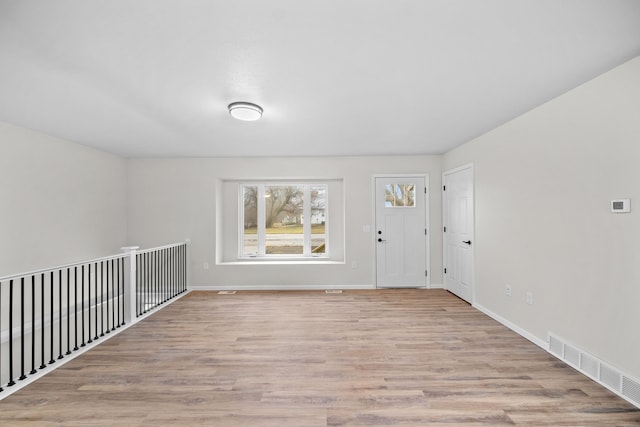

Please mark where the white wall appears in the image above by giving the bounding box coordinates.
[127,156,442,289]
[0,122,127,277]
[443,57,640,379]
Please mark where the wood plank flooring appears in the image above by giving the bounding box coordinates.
[0,289,638,426]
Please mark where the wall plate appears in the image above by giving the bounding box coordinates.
[611,199,631,213]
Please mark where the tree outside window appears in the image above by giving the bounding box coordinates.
[242,184,327,257]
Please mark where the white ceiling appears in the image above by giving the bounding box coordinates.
[1,1,640,158]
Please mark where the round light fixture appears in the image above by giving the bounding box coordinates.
[228,102,263,121]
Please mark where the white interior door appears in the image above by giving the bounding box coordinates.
[443,165,474,303]
[375,176,427,288]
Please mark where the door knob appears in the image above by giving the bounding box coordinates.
[462,240,472,245]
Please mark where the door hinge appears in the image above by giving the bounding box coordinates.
[444,226,446,232]
[425,270,428,277]
[425,228,427,235]
[424,187,427,194]
[444,268,447,274]
[443,185,446,191]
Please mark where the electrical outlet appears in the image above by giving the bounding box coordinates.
[203,262,209,270]
[505,284,512,297]
[526,291,533,305]
[351,261,357,269]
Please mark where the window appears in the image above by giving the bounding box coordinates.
[217,178,343,264]
[384,183,415,207]
[241,183,328,258]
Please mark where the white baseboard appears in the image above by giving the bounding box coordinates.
[473,303,640,409]
[472,302,548,350]
[188,283,376,291]
[189,284,446,291]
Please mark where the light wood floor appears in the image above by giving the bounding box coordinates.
[1,289,638,426]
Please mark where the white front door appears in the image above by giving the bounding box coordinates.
[443,165,474,303]
[375,176,427,288]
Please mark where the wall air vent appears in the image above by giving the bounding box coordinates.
[579,352,599,379]
[547,333,639,409]
[600,363,622,391]
[564,344,580,366]
[549,335,563,357]
[622,376,640,407]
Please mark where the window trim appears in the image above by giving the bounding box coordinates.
[238,182,329,260]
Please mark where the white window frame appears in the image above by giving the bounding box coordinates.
[239,182,329,260]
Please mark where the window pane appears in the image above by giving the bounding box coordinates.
[265,185,304,255]
[242,186,258,255]
[384,184,415,207]
[310,185,327,254]
[238,182,332,259]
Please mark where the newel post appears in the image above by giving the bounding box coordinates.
[120,246,139,325]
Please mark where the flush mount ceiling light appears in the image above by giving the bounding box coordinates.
[228,102,263,121]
